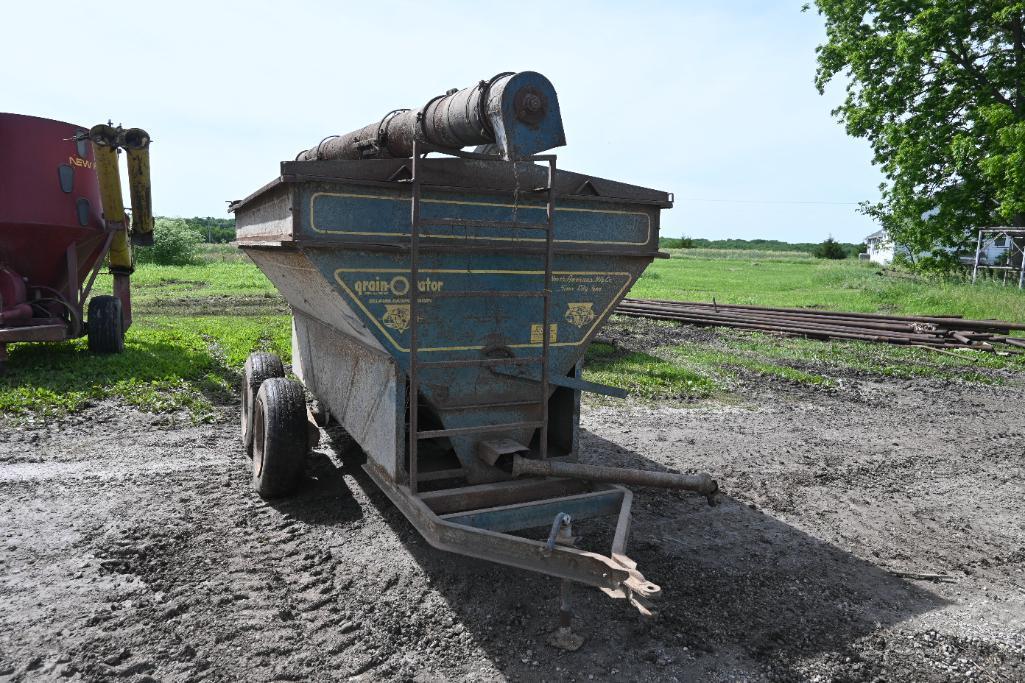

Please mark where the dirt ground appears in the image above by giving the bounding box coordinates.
[2,324,1025,682]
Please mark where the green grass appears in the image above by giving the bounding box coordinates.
[676,329,1016,384]
[583,342,717,400]
[632,248,1025,322]
[196,242,250,263]
[110,260,276,301]
[0,315,290,419]
[4,247,1024,419]
[724,331,1020,382]
[599,314,1025,397]
[663,341,834,387]
[91,257,283,317]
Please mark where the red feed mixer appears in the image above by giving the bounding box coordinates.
[0,113,153,367]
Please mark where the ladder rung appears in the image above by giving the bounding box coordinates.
[417,357,542,369]
[430,290,546,299]
[417,421,544,440]
[420,217,551,231]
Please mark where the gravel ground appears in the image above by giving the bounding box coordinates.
[2,328,1024,681]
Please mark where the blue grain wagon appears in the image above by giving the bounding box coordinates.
[233,72,716,625]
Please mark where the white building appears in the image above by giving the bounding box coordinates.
[863,229,904,265]
[863,228,1010,266]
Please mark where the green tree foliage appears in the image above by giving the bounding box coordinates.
[810,2,1025,256]
[182,217,236,243]
[135,218,203,266]
[659,236,864,256]
[812,236,848,259]
[659,236,696,249]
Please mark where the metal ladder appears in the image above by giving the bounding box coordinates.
[406,140,557,494]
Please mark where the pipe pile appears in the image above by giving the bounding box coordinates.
[614,299,1025,353]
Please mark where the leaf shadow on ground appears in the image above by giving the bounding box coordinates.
[319,427,948,680]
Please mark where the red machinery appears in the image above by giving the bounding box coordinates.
[0,113,152,367]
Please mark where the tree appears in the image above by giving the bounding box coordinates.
[813,236,848,259]
[658,236,695,249]
[135,218,203,266]
[182,217,236,243]
[809,2,1025,262]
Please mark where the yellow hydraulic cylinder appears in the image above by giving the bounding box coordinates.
[89,124,126,228]
[107,227,133,273]
[123,128,153,246]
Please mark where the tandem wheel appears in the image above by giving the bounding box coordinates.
[251,377,309,499]
[242,352,285,453]
[241,352,309,499]
[87,295,124,354]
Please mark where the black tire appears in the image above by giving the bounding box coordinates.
[241,352,285,454]
[87,295,124,354]
[251,377,308,499]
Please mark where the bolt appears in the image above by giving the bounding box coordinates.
[523,94,542,112]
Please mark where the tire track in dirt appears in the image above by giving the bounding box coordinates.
[2,353,1025,681]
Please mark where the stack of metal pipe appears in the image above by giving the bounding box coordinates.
[615,298,1025,353]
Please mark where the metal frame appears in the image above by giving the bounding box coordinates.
[0,231,117,351]
[972,227,1025,289]
[406,140,557,494]
[362,460,659,615]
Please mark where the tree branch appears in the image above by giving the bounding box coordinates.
[942,43,1014,108]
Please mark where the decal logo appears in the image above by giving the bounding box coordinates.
[381,304,411,333]
[564,302,596,327]
[354,275,443,297]
[69,156,94,169]
[334,268,633,353]
[530,323,558,344]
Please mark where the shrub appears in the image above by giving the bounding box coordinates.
[914,250,964,276]
[182,217,236,243]
[659,236,696,249]
[812,237,848,260]
[135,218,203,266]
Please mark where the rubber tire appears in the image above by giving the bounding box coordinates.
[241,352,285,454]
[251,377,308,499]
[87,295,124,354]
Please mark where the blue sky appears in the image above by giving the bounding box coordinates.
[3,1,883,243]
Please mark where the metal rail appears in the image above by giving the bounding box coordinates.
[614,298,1025,352]
[407,141,557,492]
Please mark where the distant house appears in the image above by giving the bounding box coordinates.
[863,227,1009,266]
[863,229,906,265]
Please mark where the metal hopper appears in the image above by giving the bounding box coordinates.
[233,72,716,623]
[0,114,153,366]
